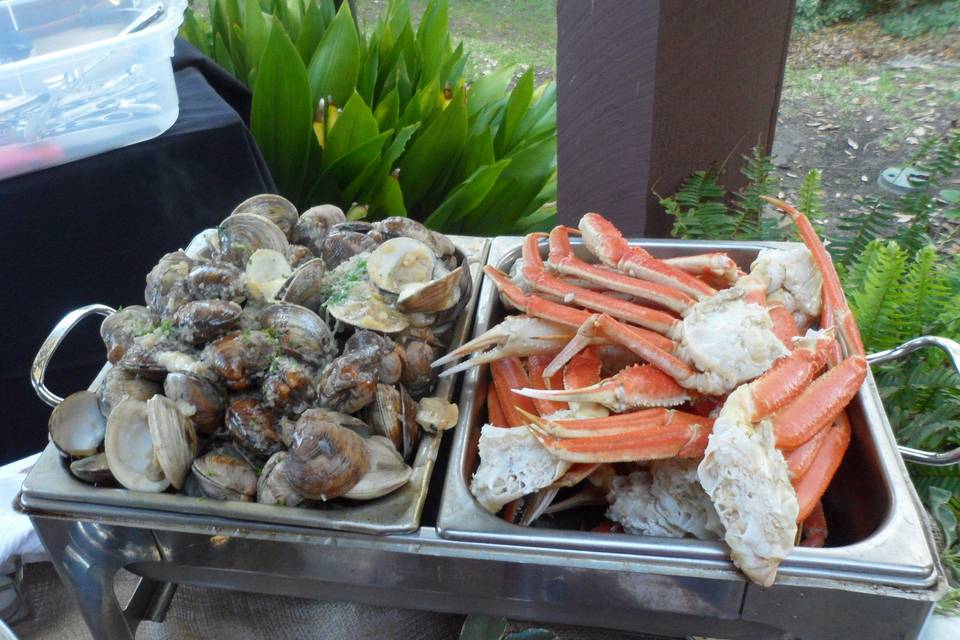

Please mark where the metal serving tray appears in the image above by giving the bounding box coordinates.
[438,236,947,596]
[22,236,489,535]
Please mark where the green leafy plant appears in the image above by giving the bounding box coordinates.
[182,0,557,234]
[793,0,960,36]
[459,615,557,640]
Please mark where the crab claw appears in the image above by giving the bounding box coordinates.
[515,364,689,412]
[433,316,572,376]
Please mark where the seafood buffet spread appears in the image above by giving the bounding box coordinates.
[436,198,866,587]
[47,194,462,510]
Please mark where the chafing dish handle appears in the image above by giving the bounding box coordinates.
[31,304,115,408]
[867,335,960,466]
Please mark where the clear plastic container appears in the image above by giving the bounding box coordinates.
[0,1,186,179]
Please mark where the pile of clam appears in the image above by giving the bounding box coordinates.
[48,194,462,508]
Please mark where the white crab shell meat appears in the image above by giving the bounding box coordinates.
[367,237,437,294]
[470,424,570,513]
[245,249,292,302]
[751,246,822,324]
[606,461,722,540]
[678,289,790,394]
[697,384,799,587]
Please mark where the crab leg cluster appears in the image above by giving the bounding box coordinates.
[439,201,867,587]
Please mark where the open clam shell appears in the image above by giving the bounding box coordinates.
[257,451,305,507]
[278,258,326,311]
[191,447,258,501]
[367,237,437,295]
[245,249,293,302]
[49,391,107,458]
[98,367,162,419]
[396,266,464,313]
[400,385,420,461]
[184,228,220,261]
[231,194,299,238]
[374,217,456,258]
[69,453,115,484]
[145,395,198,490]
[104,399,169,493]
[291,204,345,254]
[342,435,413,501]
[416,397,459,434]
[364,384,403,452]
[144,251,195,318]
[219,213,289,268]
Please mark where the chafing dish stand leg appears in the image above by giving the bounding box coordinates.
[30,516,175,640]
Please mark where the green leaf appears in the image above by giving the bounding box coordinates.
[242,0,271,77]
[942,189,960,204]
[306,1,361,107]
[467,64,517,119]
[371,174,407,218]
[459,615,507,640]
[274,0,303,42]
[353,123,419,202]
[386,0,411,37]
[512,81,556,147]
[424,160,511,230]
[930,486,958,549]
[397,87,468,210]
[451,129,495,188]
[439,42,466,87]
[374,89,400,132]
[416,0,450,88]
[295,0,334,63]
[323,131,392,187]
[213,32,237,76]
[251,18,313,199]
[495,67,534,155]
[181,10,210,56]
[324,92,382,168]
[358,41,379,106]
[469,136,556,235]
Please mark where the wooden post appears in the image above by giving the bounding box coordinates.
[557,0,795,236]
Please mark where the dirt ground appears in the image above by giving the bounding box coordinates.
[775,19,960,217]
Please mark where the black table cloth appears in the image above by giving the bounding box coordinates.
[1,44,274,464]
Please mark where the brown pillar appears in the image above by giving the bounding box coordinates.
[557,0,795,236]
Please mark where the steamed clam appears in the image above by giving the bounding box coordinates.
[53,194,462,513]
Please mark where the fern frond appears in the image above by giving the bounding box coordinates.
[841,238,882,291]
[849,240,909,351]
[830,196,899,269]
[732,148,776,240]
[902,246,952,338]
[796,168,825,237]
[662,170,732,240]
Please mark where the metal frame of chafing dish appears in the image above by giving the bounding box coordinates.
[15,236,949,640]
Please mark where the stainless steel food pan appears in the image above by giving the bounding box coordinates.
[438,236,947,602]
[23,236,489,535]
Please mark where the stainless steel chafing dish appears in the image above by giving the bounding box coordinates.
[15,235,954,640]
[437,236,953,638]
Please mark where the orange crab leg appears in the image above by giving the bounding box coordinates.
[579,212,716,299]
[562,347,603,390]
[749,335,835,418]
[762,197,865,358]
[768,303,800,349]
[793,413,851,522]
[523,234,682,335]
[486,385,508,428]
[491,358,538,428]
[771,356,867,449]
[527,416,711,463]
[544,313,695,384]
[663,253,741,287]
[551,462,603,488]
[521,407,713,439]
[526,355,567,416]
[516,364,689,412]
[785,422,830,478]
[547,226,695,314]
